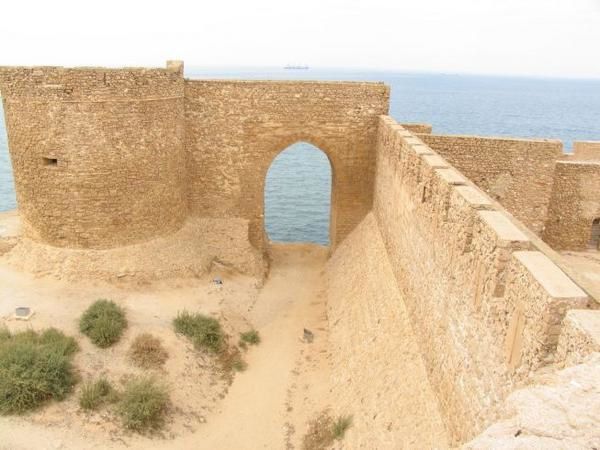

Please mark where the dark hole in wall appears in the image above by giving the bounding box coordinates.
[590,218,600,249]
[42,157,58,167]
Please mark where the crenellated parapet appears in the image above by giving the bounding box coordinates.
[372,116,596,443]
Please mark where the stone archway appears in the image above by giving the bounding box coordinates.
[264,141,332,246]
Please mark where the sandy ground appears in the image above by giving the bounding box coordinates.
[0,243,331,450]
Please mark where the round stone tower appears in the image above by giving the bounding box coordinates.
[0,61,187,249]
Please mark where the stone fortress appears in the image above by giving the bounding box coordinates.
[0,61,599,447]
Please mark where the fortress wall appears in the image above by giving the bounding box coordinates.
[372,116,591,444]
[0,65,187,248]
[399,122,432,134]
[573,140,600,160]
[556,310,600,367]
[418,133,562,235]
[184,79,389,250]
[543,161,600,250]
[326,212,449,448]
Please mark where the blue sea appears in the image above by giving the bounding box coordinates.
[2,69,600,245]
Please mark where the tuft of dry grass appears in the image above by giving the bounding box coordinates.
[332,415,353,440]
[128,333,168,369]
[219,346,248,379]
[239,329,261,347]
[173,311,224,354]
[79,377,116,411]
[116,376,169,432]
[302,411,353,450]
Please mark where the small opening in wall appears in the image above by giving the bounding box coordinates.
[42,157,58,167]
[590,218,600,250]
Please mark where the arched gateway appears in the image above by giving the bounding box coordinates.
[0,61,389,253]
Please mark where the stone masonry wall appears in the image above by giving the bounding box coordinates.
[573,140,600,160]
[0,65,187,248]
[326,212,449,448]
[0,64,389,252]
[373,117,591,444]
[419,133,562,235]
[556,310,600,367]
[184,79,389,251]
[543,161,600,250]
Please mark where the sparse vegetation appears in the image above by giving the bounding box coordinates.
[332,415,353,440]
[79,377,116,411]
[117,376,169,432]
[173,311,224,353]
[0,328,78,414]
[239,329,261,347]
[128,333,168,369]
[79,299,127,348]
[231,354,248,372]
[302,411,353,450]
[0,327,10,342]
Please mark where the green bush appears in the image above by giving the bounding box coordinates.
[117,377,169,432]
[239,329,261,346]
[79,377,115,411]
[79,299,127,348]
[128,333,168,369]
[173,311,224,353]
[0,328,78,414]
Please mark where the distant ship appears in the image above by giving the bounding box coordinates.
[284,65,310,70]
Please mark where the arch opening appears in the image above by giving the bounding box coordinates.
[264,142,332,246]
[590,218,600,250]
[0,101,17,212]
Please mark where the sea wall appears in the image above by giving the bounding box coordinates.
[543,161,600,250]
[0,64,187,248]
[419,133,562,235]
[184,79,389,251]
[372,116,591,444]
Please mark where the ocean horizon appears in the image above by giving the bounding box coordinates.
[2,68,600,245]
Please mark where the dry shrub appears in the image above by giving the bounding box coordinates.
[128,333,168,369]
[302,411,352,450]
[79,377,116,411]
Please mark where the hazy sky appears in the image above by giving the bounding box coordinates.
[2,0,600,78]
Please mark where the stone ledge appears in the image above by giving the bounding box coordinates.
[478,211,530,243]
[455,186,493,209]
[514,251,588,299]
[421,154,449,169]
[436,168,467,186]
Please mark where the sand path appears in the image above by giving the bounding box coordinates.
[187,244,329,449]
